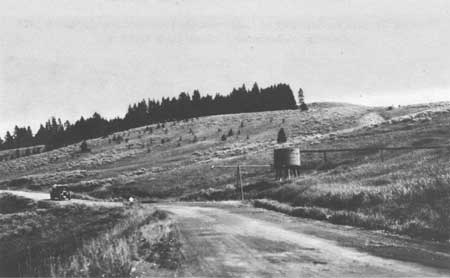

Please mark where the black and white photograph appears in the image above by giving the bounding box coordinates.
[1,0,450,277]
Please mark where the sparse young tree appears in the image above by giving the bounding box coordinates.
[277,128,287,144]
[298,88,308,111]
[228,129,234,137]
[80,140,90,152]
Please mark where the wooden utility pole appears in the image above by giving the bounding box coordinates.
[211,164,271,201]
[236,165,244,200]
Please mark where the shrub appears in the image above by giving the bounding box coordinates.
[291,207,327,220]
[299,102,308,111]
[228,129,234,137]
[80,141,90,152]
[221,134,227,141]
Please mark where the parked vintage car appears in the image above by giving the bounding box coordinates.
[50,185,71,201]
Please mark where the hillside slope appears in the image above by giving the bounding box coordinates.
[0,102,371,196]
[2,101,450,240]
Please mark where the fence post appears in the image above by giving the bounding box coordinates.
[380,149,385,162]
[323,151,328,164]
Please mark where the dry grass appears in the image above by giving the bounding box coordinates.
[0,201,126,277]
[49,208,179,278]
[0,198,179,277]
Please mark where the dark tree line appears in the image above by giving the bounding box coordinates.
[0,83,298,151]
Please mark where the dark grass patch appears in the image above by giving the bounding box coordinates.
[0,204,126,277]
[6,178,33,188]
[0,193,37,214]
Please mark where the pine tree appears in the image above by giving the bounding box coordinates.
[298,88,308,111]
[4,131,13,149]
[277,128,287,144]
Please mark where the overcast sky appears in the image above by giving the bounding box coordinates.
[1,0,450,135]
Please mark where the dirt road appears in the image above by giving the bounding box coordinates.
[0,190,121,207]
[3,190,450,277]
[157,202,450,277]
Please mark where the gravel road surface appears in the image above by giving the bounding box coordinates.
[157,202,450,277]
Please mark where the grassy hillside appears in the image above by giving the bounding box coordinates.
[0,102,371,198]
[189,102,450,240]
[2,101,450,240]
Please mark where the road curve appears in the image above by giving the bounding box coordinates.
[157,202,450,278]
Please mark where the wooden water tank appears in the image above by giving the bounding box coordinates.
[274,148,301,168]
